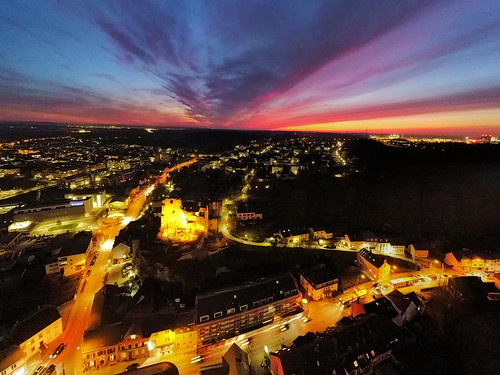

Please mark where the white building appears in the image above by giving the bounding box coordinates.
[45,232,91,276]
[236,212,263,221]
[0,346,27,375]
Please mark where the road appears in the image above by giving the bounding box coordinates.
[27,160,196,375]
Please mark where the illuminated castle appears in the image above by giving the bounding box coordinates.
[158,198,209,243]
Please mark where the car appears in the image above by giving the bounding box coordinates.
[45,365,56,375]
[302,316,312,323]
[49,343,66,359]
[33,365,45,375]
[86,270,91,277]
[280,323,290,331]
[126,363,139,371]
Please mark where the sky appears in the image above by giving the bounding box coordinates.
[0,0,499,135]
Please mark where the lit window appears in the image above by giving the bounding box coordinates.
[240,304,248,311]
[214,312,223,318]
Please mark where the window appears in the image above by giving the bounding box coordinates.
[260,299,266,305]
[130,334,136,339]
[200,315,209,322]
[109,355,115,361]
[266,297,273,303]
[227,308,235,315]
[253,301,259,308]
[214,311,223,318]
[240,304,248,311]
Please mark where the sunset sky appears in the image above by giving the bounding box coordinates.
[1,0,499,135]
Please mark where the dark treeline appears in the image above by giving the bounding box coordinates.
[258,140,500,251]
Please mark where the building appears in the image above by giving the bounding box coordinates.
[408,244,429,259]
[10,192,106,230]
[344,230,385,249]
[299,264,339,301]
[235,211,262,221]
[112,243,131,264]
[64,190,107,210]
[357,249,391,281]
[195,275,300,345]
[82,322,149,371]
[383,290,423,326]
[445,251,500,274]
[278,229,310,245]
[45,232,92,276]
[270,314,400,375]
[11,307,63,358]
[374,242,406,256]
[138,314,197,353]
[158,198,209,243]
[0,346,26,375]
[83,314,195,371]
[309,228,333,240]
[115,362,179,375]
[199,343,250,375]
[494,273,500,290]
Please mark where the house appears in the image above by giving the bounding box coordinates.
[0,346,26,375]
[137,314,197,353]
[357,249,391,281]
[235,202,263,221]
[374,243,406,256]
[195,275,299,345]
[309,228,333,240]
[361,298,398,321]
[11,307,63,358]
[445,251,500,274]
[45,232,92,276]
[344,230,386,249]
[115,362,179,375]
[199,343,250,375]
[299,264,339,301]
[270,314,400,375]
[494,273,500,290]
[82,322,149,371]
[279,228,310,245]
[384,290,423,326]
[408,244,429,259]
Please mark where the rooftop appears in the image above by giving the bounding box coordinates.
[359,248,387,268]
[0,346,25,371]
[195,275,297,323]
[300,264,338,288]
[57,231,92,257]
[11,307,61,344]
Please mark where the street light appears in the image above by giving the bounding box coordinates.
[357,274,366,284]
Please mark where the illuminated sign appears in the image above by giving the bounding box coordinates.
[70,201,84,207]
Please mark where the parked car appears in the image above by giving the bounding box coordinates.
[33,365,45,375]
[126,363,139,371]
[45,365,56,375]
[86,269,91,277]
